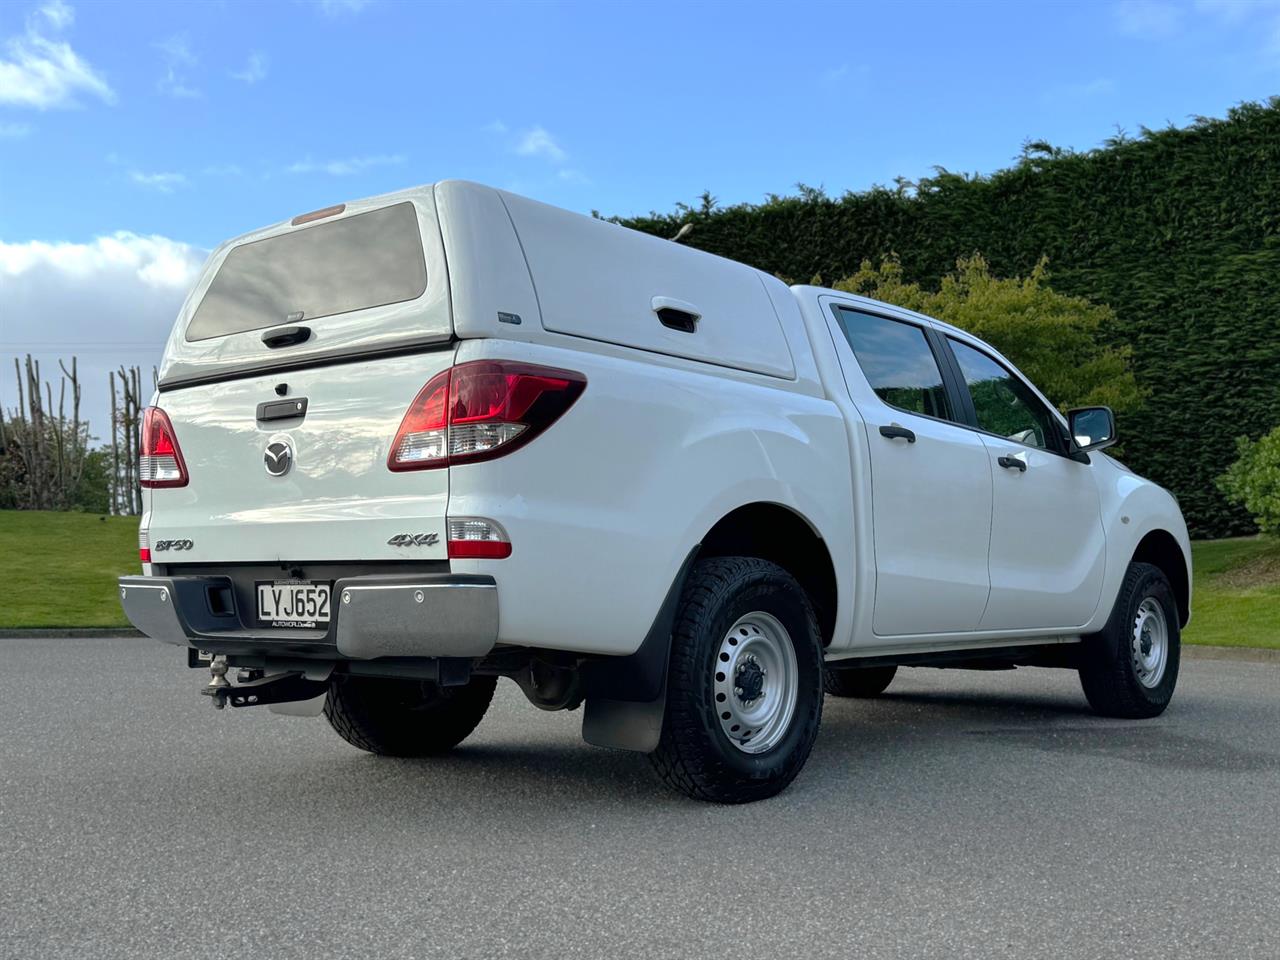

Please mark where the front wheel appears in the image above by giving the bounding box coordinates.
[649,557,824,804]
[1078,561,1180,719]
[824,664,897,698]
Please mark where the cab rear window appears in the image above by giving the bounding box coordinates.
[185,202,427,342]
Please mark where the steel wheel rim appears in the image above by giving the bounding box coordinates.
[712,612,799,755]
[1131,596,1169,689]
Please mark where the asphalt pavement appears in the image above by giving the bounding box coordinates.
[2,636,1278,959]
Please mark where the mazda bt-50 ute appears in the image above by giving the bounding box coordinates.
[119,181,1191,803]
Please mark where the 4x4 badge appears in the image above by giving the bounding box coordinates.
[387,533,439,547]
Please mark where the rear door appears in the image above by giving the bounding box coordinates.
[147,191,456,565]
[159,191,451,390]
[828,305,993,636]
[944,337,1106,630]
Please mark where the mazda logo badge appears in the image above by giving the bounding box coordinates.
[264,440,293,477]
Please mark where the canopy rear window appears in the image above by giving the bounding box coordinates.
[186,202,427,342]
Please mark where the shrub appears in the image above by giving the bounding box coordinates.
[1218,426,1280,536]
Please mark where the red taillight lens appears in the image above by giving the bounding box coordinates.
[446,517,512,559]
[140,407,188,488]
[388,360,586,471]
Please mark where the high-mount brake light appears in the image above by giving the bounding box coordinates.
[388,360,586,471]
[139,406,189,488]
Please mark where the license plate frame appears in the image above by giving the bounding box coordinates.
[256,580,332,628]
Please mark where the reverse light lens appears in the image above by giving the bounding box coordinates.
[388,369,451,470]
[139,407,189,488]
[139,526,150,565]
[388,360,585,471]
[447,517,512,559]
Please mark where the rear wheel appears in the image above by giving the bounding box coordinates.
[824,664,897,698]
[650,557,824,804]
[1078,561,1180,719]
[324,674,497,757]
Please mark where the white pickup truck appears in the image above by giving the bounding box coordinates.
[120,181,1191,803]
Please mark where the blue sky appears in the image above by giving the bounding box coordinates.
[1,0,1278,433]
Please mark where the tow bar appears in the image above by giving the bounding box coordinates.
[201,655,329,710]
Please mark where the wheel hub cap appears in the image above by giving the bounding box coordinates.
[735,656,765,703]
[1130,596,1169,689]
[713,612,798,755]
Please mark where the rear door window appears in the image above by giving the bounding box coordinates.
[186,202,427,342]
[836,308,954,421]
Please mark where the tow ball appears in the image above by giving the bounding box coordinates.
[200,655,328,710]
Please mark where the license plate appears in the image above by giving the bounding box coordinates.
[256,581,331,627]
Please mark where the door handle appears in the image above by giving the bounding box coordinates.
[262,325,311,349]
[878,424,916,443]
[998,455,1027,472]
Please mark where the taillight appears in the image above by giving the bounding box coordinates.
[447,517,512,559]
[140,407,188,488]
[388,360,586,471]
[138,526,151,564]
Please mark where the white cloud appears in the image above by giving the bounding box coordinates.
[1114,0,1184,38]
[287,153,405,175]
[0,121,31,137]
[155,33,199,99]
[0,1,115,110]
[515,126,567,163]
[313,0,371,16]
[1194,0,1280,23]
[230,51,267,84]
[32,0,74,31]
[492,124,582,184]
[1187,0,1280,59]
[0,232,207,436]
[129,170,187,192]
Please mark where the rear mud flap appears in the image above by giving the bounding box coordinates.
[581,690,665,753]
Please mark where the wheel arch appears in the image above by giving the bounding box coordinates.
[1131,528,1190,627]
[695,501,838,647]
[579,500,839,753]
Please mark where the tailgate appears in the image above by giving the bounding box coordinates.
[147,349,455,563]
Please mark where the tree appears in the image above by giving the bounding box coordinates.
[1217,427,1280,536]
[834,254,1145,414]
[0,355,96,510]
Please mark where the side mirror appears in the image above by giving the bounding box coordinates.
[1068,406,1117,453]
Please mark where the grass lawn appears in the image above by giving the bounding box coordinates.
[0,510,137,628]
[0,510,1277,647]
[1184,536,1280,649]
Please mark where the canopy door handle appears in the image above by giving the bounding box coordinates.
[262,326,311,349]
[652,296,701,333]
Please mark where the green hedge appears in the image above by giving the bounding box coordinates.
[618,100,1280,538]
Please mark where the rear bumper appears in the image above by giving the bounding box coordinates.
[118,573,498,659]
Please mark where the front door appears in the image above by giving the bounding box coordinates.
[946,337,1106,630]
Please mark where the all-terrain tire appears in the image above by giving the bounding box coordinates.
[649,557,824,804]
[1078,561,1180,719]
[824,664,897,698]
[324,674,498,757]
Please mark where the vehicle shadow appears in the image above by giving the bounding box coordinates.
[285,685,1106,814]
